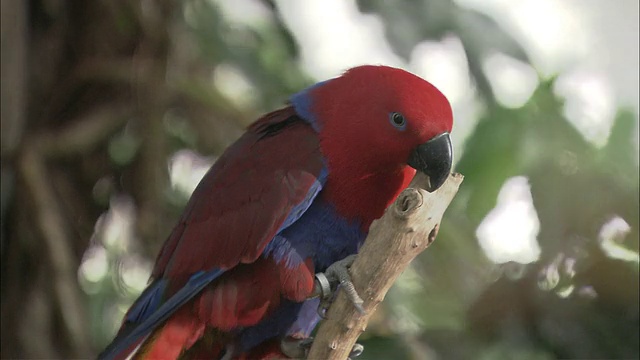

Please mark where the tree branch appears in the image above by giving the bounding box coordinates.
[307,172,464,360]
[35,103,132,158]
[18,147,92,357]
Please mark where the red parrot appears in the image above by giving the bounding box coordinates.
[99,65,453,360]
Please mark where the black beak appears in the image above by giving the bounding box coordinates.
[407,132,453,192]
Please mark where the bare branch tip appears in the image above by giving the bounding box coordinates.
[451,172,464,181]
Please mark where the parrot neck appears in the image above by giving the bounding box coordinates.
[323,165,416,231]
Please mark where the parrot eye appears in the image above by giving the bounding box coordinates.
[389,112,407,130]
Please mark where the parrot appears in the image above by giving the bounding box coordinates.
[99,65,453,360]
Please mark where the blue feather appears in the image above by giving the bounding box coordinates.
[98,269,224,360]
[290,80,329,132]
[277,166,328,233]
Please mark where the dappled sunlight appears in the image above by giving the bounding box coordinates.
[456,0,590,76]
[537,255,561,291]
[537,252,597,301]
[104,302,129,339]
[555,284,575,298]
[78,245,109,294]
[118,255,154,295]
[169,149,216,199]
[577,285,598,300]
[555,70,616,147]
[483,52,539,108]
[410,36,471,106]
[275,0,404,79]
[476,176,541,264]
[98,195,137,253]
[599,216,639,264]
[78,151,215,343]
[213,63,260,110]
[78,195,151,344]
[506,0,589,74]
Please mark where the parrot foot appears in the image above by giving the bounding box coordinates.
[280,336,364,359]
[312,254,365,317]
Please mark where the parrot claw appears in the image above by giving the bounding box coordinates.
[312,254,365,316]
[349,343,365,358]
[280,337,313,359]
[280,336,364,359]
[317,297,331,319]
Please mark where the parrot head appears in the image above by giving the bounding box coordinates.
[293,65,453,192]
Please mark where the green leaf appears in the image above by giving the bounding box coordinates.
[456,106,527,223]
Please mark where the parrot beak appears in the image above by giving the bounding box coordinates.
[407,132,453,192]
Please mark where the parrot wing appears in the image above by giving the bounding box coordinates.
[99,106,325,360]
[155,106,325,277]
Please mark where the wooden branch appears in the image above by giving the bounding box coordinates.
[18,147,92,357]
[307,172,464,360]
[35,104,132,158]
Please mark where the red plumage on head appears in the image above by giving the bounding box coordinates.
[307,65,453,227]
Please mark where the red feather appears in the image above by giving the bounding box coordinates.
[195,257,314,331]
[153,106,324,279]
[136,308,205,360]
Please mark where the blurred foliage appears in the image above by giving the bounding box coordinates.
[358,0,530,102]
[2,0,637,359]
[354,2,638,359]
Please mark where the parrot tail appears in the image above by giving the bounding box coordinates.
[133,307,206,360]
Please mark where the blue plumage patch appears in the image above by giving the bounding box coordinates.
[289,80,329,132]
[278,166,328,233]
[125,279,166,323]
[98,269,225,360]
[264,195,365,272]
